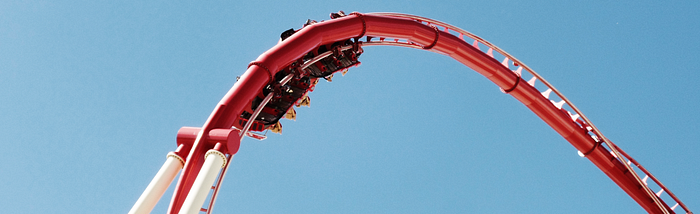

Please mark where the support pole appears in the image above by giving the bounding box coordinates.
[129,152,185,214]
[178,146,227,214]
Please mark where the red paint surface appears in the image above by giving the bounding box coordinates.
[167,13,670,213]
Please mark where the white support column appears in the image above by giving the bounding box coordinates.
[178,149,227,214]
[129,152,185,214]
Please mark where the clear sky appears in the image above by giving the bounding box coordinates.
[1,1,698,213]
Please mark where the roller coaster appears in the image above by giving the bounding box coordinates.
[128,12,692,214]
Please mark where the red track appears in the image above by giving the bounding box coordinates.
[165,12,691,214]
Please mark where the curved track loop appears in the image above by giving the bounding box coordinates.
[366,13,691,214]
[168,12,691,214]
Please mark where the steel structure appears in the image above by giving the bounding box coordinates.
[129,12,692,214]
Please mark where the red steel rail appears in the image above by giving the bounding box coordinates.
[166,12,691,214]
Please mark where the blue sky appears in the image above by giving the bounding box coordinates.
[1,1,698,213]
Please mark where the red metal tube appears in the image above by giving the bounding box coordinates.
[166,13,671,213]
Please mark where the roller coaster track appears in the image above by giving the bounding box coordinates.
[130,12,692,214]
